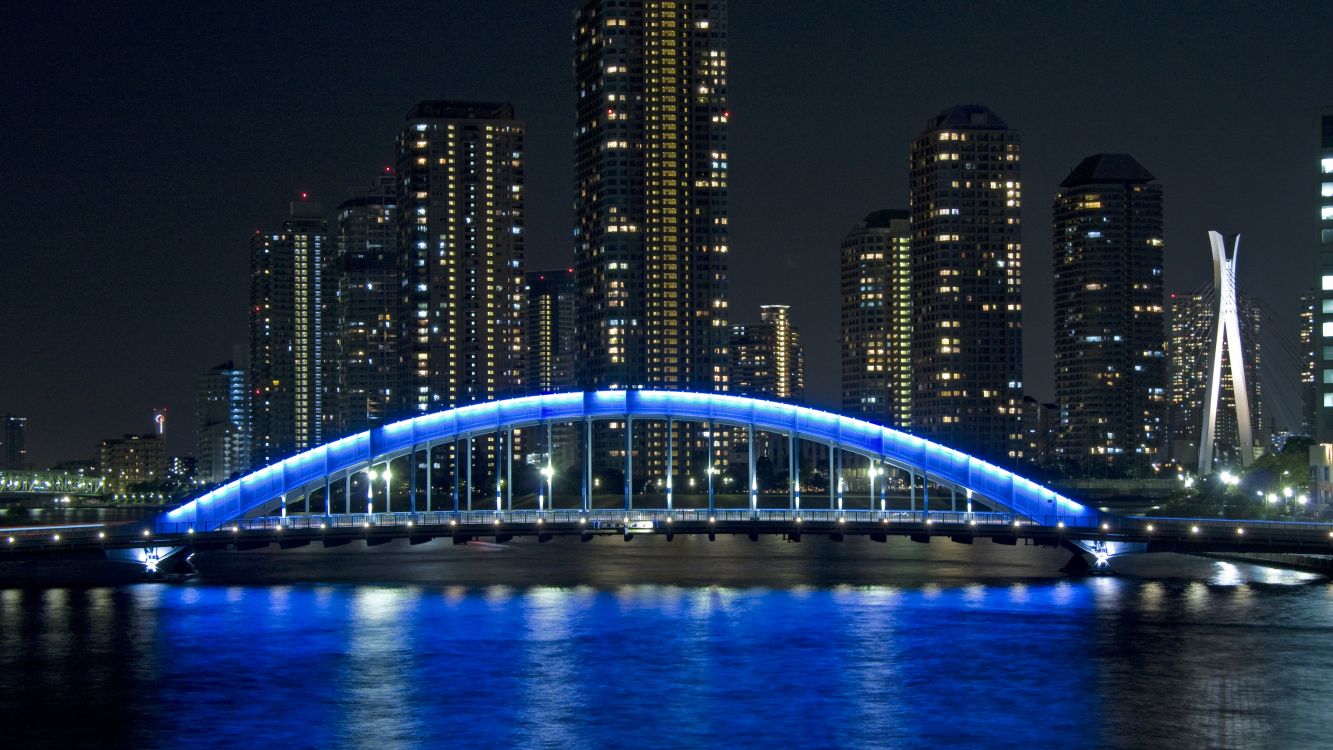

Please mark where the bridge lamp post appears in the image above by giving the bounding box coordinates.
[706,466,717,513]
[1266,493,1278,519]
[868,466,880,512]
[540,465,554,512]
[367,469,378,515]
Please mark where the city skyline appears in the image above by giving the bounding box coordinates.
[3,1,1333,465]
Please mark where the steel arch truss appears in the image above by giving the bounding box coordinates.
[159,391,1098,532]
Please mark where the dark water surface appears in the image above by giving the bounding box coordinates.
[2,536,1331,749]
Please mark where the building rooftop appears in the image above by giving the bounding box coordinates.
[861,209,910,229]
[925,104,1008,132]
[1059,153,1156,187]
[407,100,515,121]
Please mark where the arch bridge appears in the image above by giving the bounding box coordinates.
[161,390,1095,531]
[7,392,1333,574]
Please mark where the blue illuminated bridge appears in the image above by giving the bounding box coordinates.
[6,391,1333,575]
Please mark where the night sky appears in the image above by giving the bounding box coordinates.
[3,1,1332,467]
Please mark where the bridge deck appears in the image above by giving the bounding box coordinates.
[6,510,1333,558]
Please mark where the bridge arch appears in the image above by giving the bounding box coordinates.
[159,391,1097,532]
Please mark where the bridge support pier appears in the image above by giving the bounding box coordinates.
[707,419,714,513]
[828,444,835,510]
[748,424,756,515]
[909,469,915,512]
[667,417,674,512]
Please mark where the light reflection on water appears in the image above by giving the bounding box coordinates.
[1,543,1331,749]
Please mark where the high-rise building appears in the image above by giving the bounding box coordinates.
[525,268,577,393]
[249,196,334,466]
[1,414,28,470]
[1168,290,1262,467]
[335,172,399,432]
[909,105,1024,462]
[1051,154,1166,476]
[1301,289,1316,435]
[573,0,731,393]
[730,305,804,401]
[839,209,912,427]
[1020,396,1059,466]
[397,101,525,413]
[196,361,249,485]
[98,434,167,492]
[1316,107,1333,443]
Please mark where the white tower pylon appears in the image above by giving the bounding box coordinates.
[1198,231,1254,475]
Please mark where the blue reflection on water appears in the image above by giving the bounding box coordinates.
[135,583,1107,748]
[3,570,1333,750]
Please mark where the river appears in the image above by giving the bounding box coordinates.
[1,535,1330,749]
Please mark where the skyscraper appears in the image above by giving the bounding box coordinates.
[840,209,912,428]
[335,172,399,433]
[249,196,333,465]
[1051,154,1166,475]
[0,414,28,470]
[909,105,1023,462]
[196,361,249,485]
[1168,290,1262,467]
[397,101,525,413]
[1316,106,1333,442]
[573,0,730,393]
[525,268,577,394]
[730,305,804,401]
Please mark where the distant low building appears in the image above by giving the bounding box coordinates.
[98,434,167,492]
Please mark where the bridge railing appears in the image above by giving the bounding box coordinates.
[147,510,1333,543]
[154,509,1083,535]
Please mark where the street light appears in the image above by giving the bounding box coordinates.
[540,465,554,511]
[367,469,378,515]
